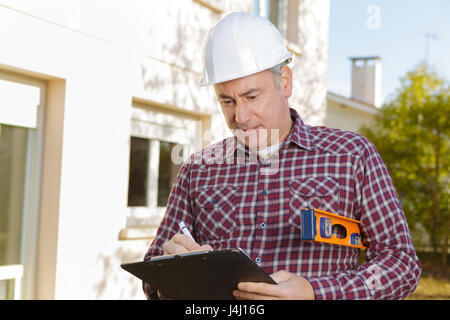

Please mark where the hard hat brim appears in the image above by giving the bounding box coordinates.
[200,54,293,86]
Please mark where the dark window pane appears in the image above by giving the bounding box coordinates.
[157,141,183,207]
[127,137,149,206]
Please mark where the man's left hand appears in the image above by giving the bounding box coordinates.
[233,270,315,300]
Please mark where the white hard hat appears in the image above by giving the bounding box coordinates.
[200,12,293,86]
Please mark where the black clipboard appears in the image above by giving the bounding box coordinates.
[121,248,276,300]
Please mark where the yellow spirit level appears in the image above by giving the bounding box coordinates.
[300,208,367,249]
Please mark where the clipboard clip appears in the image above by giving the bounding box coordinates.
[150,250,211,261]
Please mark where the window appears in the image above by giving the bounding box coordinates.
[0,72,44,299]
[254,0,298,44]
[127,137,184,209]
[0,125,28,299]
[269,0,288,39]
[125,102,201,231]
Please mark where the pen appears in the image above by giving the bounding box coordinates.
[178,221,195,242]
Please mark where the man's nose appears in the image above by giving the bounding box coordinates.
[235,102,251,125]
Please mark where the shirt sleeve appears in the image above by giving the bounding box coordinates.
[142,159,195,300]
[308,137,422,299]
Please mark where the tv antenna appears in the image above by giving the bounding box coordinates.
[425,32,439,65]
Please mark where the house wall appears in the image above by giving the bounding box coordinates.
[324,98,376,133]
[0,0,329,299]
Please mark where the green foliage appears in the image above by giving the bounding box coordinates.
[361,62,449,262]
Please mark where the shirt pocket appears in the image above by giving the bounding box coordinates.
[193,185,238,240]
[288,177,340,228]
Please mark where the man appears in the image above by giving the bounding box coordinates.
[143,12,421,300]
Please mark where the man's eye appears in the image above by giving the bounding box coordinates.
[248,96,257,100]
[222,100,233,105]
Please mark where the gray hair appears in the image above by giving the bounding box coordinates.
[269,58,291,88]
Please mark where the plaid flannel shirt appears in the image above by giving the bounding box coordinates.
[143,108,421,299]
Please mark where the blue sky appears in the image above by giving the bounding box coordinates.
[327,0,450,104]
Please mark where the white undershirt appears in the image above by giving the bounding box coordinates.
[257,142,283,159]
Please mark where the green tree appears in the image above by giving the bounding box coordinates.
[361,62,449,265]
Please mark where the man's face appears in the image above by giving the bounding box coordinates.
[214,66,293,150]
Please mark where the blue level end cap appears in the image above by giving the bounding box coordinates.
[301,209,316,240]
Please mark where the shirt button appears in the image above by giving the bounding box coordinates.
[260,222,266,229]
[262,189,268,196]
[255,257,262,264]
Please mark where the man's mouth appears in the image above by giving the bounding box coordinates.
[240,126,261,132]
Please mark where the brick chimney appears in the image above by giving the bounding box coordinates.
[349,56,382,107]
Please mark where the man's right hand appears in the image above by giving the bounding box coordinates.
[161,233,213,255]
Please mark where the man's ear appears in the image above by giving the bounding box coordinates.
[280,65,293,98]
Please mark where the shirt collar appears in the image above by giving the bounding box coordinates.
[285,107,313,151]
